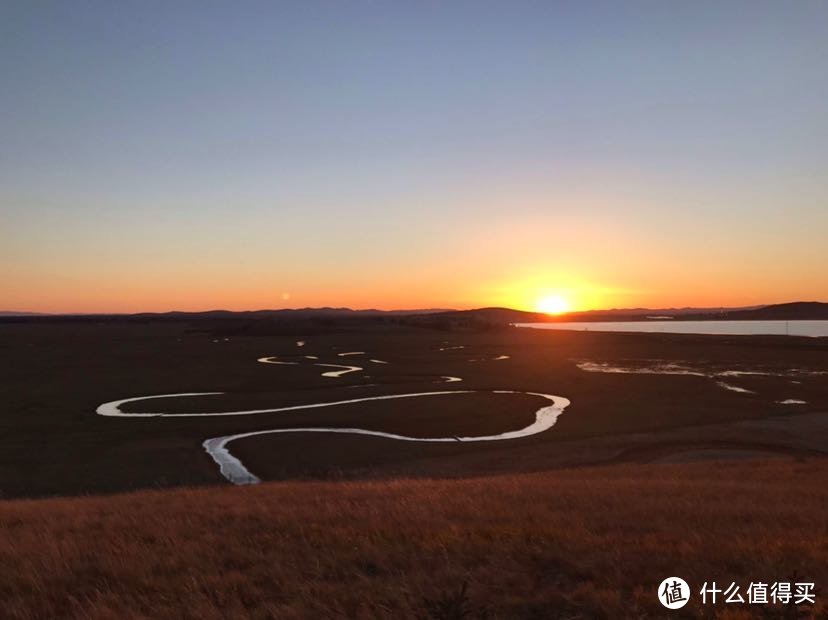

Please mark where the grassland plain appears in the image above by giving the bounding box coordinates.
[0,459,825,619]
[1,320,826,498]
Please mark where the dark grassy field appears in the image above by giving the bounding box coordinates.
[1,320,827,498]
[1,320,826,618]
[0,459,825,619]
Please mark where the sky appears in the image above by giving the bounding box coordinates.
[2,1,827,313]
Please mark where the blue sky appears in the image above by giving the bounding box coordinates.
[2,1,827,312]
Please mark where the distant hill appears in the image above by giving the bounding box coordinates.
[130,307,455,320]
[3,302,826,326]
[1,307,451,320]
[417,305,758,324]
[0,311,48,316]
[424,307,545,323]
[691,301,828,321]
[0,307,458,335]
[409,301,828,326]
[557,305,762,321]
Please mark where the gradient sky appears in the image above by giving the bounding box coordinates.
[2,1,827,313]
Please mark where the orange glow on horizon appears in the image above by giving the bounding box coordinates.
[4,255,825,315]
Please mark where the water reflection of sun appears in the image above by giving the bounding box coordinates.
[536,295,571,315]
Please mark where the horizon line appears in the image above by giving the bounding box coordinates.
[3,300,826,317]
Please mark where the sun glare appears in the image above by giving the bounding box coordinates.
[536,295,571,315]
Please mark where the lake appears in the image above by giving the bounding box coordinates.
[515,320,828,338]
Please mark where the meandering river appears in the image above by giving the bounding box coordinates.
[96,347,570,485]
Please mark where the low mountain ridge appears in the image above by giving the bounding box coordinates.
[3,301,826,324]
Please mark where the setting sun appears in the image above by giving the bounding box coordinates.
[536,295,571,315]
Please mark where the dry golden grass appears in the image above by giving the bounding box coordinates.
[0,459,826,619]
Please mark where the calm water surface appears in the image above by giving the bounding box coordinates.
[516,320,828,338]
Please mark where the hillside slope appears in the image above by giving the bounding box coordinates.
[713,301,828,320]
[0,459,825,619]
